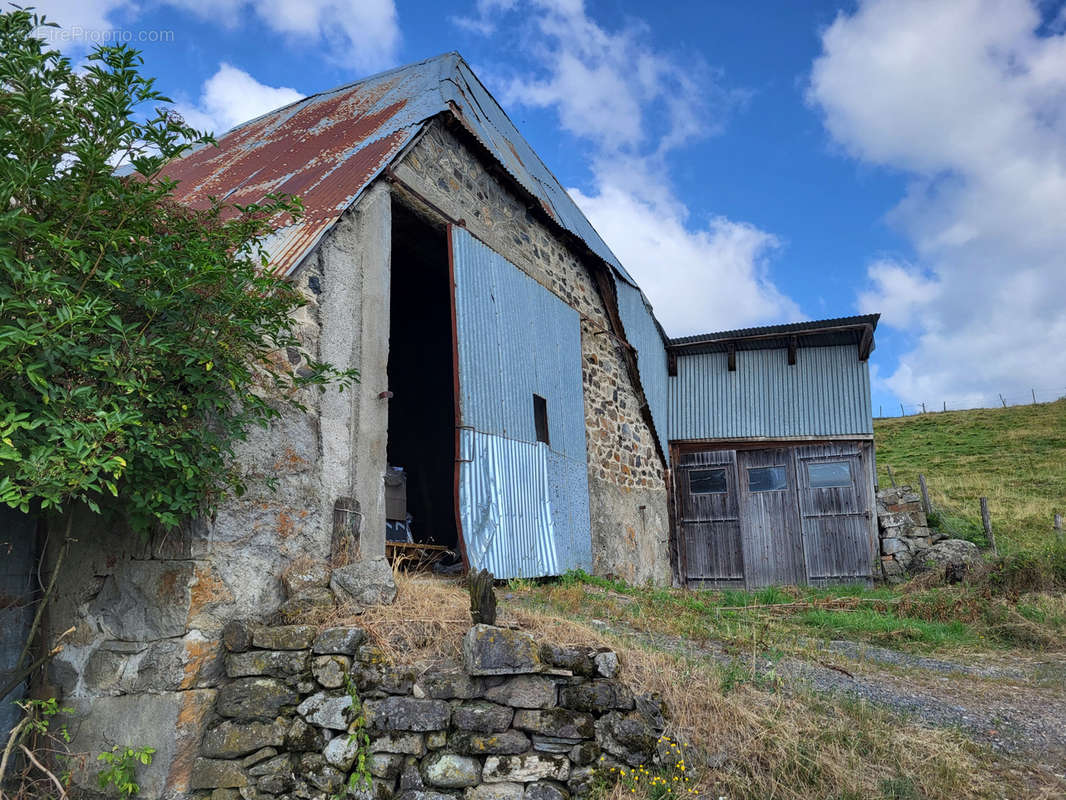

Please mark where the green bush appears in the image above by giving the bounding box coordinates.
[0,9,355,532]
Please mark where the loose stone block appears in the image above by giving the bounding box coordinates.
[463,625,541,676]
[538,645,596,676]
[482,754,570,783]
[595,711,658,766]
[396,791,457,800]
[881,537,907,555]
[370,733,426,756]
[282,560,331,598]
[530,735,581,754]
[216,678,299,719]
[296,691,352,730]
[365,697,451,733]
[380,665,418,694]
[312,627,367,656]
[413,671,480,700]
[305,762,345,793]
[225,650,310,678]
[568,741,600,766]
[201,719,288,758]
[465,782,525,800]
[331,558,398,606]
[593,651,618,678]
[452,700,514,733]
[240,748,277,769]
[274,587,338,624]
[513,709,595,740]
[525,782,569,800]
[251,625,317,651]
[370,753,405,780]
[421,752,482,788]
[449,729,531,756]
[190,759,248,789]
[323,734,361,770]
[285,717,324,751]
[247,753,291,778]
[312,654,351,689]
[558,681,633,713]
[483,675,557,709]
[222,620,253,653]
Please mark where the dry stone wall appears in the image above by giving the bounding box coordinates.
[190,623,666,800]
[876,486,980,583]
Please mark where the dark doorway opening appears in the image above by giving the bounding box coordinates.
[386,202,457,549]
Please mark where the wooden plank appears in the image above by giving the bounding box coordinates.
[737,448,805,587]
[797,447,872,582]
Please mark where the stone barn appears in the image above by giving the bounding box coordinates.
[1,52,881,793]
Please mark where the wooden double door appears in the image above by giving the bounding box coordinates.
[676,442,876,589]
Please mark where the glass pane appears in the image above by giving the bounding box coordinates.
[748,466,787,492]
[690,468,727,494]
[807,461,852,489]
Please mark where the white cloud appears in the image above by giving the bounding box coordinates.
[809,0,1066,407]
[571,182,801,335]
[453,0,517,35]
[174,63,303,136]
[29,0,136,52]
[460,0,798,335]
[30,0,400,72]
[856,260,940,330]
[164,0,400,72]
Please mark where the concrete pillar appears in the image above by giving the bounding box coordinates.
[318,181,391,564]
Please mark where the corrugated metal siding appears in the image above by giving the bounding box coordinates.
[668,345,873,440]
[613,278,670,463]
[453,228,592,577]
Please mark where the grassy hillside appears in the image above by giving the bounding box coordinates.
[874,398,1066,552]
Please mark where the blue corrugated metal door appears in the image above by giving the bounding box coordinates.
[450,227,592,578]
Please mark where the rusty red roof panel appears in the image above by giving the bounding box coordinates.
[162,52,637,284]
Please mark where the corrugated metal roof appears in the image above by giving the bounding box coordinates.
[669,314,880,349]
[162,52,636,285]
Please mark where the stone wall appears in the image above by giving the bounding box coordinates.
[392,122,670,585]
[39,186,396,796]
[876,486,980,583]
[188,622,666,800]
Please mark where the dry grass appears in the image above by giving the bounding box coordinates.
[328,570,1064,800]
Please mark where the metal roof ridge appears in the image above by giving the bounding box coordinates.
[669,313,881,346]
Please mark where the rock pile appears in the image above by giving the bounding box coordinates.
[191,623,666,800]
[877,486,980,583]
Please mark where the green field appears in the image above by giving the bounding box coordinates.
[874,398,1066,552]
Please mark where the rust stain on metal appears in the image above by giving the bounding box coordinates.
[162,76,412,274]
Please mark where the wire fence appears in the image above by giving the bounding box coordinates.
[875,385,1066,419]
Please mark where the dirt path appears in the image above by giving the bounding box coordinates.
[515,604,1066,772]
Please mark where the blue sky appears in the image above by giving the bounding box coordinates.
[36,1,1066,416]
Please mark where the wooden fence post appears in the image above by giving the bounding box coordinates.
[999,394,1007,408]
[981,497,997,555]
[1055,513,1063,543]
[918,474,931,515]
[900,403,906,416]
[887,465,896,488]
